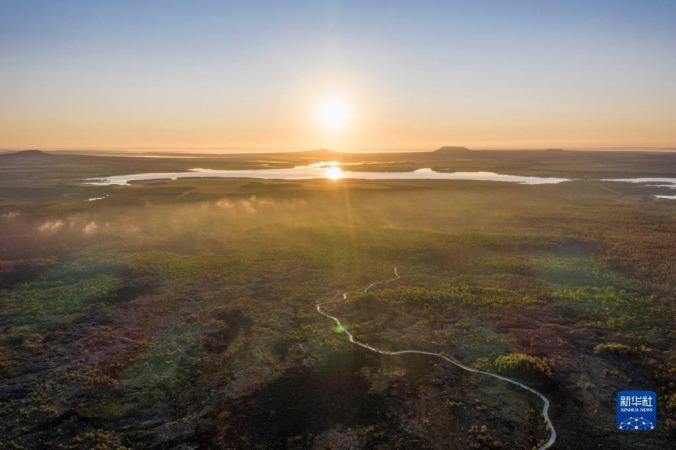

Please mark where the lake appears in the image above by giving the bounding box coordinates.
[86,163,570,185]
[84,163,676,200]
[604,177,676,199]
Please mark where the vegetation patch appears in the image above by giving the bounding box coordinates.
[494,353,554,380]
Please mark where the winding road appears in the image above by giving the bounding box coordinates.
[316,268,556,450]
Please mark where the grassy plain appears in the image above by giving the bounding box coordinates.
[0,149,674,449]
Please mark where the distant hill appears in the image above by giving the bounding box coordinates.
[427,147,473,159]
[0,150,53,160]
[0,150,87,167]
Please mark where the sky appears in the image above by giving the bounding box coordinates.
[1,0,675,152]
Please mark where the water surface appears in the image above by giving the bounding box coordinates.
[85,165,676,200]
[86,163,570,185]
[604,177,676,199]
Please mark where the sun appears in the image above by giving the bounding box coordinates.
[317,96,349,131]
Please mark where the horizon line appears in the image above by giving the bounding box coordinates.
[2,145,676,155]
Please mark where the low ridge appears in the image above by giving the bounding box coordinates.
[0,149,52,158]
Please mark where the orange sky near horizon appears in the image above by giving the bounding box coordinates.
[1,2,675,152]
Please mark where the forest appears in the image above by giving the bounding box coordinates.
[0,149,674,449]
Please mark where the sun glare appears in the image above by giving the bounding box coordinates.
[317,97,349,131]
[323,166,344,180]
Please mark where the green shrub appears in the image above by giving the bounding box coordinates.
[593,342,636,356]
[494,353,553,379]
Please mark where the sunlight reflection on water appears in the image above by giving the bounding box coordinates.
[85,162,570,186]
